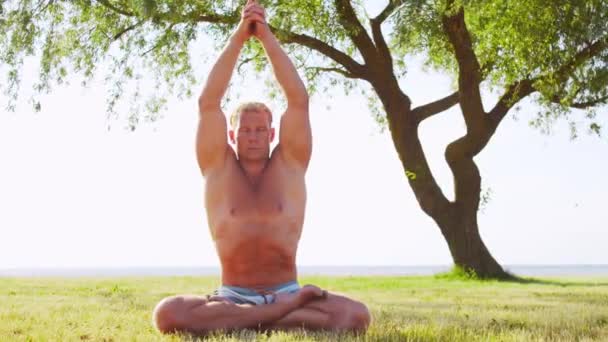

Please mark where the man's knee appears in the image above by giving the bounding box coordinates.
[152,296,187,334]
[343,300,371,332]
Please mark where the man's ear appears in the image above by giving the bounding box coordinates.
[228,130,236,144]
[269,127,276,142]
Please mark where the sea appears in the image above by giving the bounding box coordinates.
[1,265,608,277]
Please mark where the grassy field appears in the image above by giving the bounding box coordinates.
[1,274,607,341]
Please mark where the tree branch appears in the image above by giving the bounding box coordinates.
[412,91,460,123]
[237,49,264,74]
[552,37,608,85]
[550,94,608,109]
[369,0,407,71]
[96,0,135,17]
[189,12,237,25]
[333,0,378,65]
[140,23,176,56]
[98,0,237,25]
[272,26,368,79]
[487,79,535,133]
[488,35,608,131]
[93,2,368,81]
[370,6,396,74]
[112,20,144,41]
[373,0,406,24]
[33,0,55,17]
[237,56,256,74]
[306,66,357,79]
[442,2,485,126]
[572,96,608,109]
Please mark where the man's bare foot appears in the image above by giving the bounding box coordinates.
[206,295,233,304]
[274,285,326,307]
[299,285,327,302]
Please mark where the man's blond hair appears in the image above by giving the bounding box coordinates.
[230,102,273,128]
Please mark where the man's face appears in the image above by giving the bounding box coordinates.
[229,110,275,161]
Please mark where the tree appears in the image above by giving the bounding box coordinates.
[2,0,606,278]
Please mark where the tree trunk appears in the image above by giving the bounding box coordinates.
[435,204,508,278]
[376,84,509,278]
[441,138,510,278]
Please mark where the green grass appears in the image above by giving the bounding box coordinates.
[1,275,607,341]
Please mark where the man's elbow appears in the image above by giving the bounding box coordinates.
[198,95,221,114]
[288,92,309,109]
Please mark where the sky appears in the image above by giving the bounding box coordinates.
[1,2,607,269]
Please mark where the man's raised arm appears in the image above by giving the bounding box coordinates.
[196,3,257,175]
[249,2,312,168]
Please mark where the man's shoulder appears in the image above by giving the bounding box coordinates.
[202,147,238,179]
[271,144,307,174]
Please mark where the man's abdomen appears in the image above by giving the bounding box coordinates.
[217,236,298,287]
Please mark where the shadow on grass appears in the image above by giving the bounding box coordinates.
[504,275,608,287]
[435,266,608,287]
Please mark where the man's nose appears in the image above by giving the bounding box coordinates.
[246,131,258,141]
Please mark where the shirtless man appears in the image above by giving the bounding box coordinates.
[152,0,370,335]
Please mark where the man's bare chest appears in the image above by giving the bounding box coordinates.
[205,160,306,229]
[223,179,287,221]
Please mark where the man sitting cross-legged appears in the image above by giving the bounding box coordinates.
[152,0,371,335]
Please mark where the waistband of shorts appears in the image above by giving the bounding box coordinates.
[220,280,299,296]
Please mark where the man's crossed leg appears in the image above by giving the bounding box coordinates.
[153,285,370,335]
